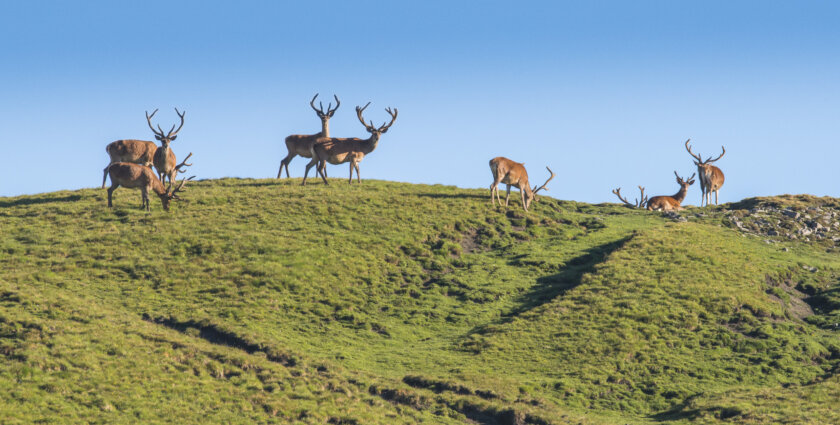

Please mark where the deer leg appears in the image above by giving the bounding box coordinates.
[489,183,497,205]
[348,162,354,184]
[141,188,150,211]
[107,185,117,207]
[278,153,295,178]
[318,160,329,185]
[520,187,528,211]
[302,157,318,186]
[355,163,361,184]
[102,164,111,188]
[715,190,719,205]
[504,185,511,207]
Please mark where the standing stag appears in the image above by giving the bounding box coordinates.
[489,157,555,212]
[105,162,193,211]
[612,186,648,208]
[646,171,695,211]
[685,139,725,206]
[278,93,340,178]
[304,102,398,185]
[147,108,192,186]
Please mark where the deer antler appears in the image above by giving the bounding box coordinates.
[174,152,193,174]
[612,185,647,208]
[356,102,374,131]
[168,175,196,198]
[146,109,166,138]
[637,185,648,207]
[704,146,726,163]
[612,187,634,206]
[168,108,186,138]
[378,107,398,133]
[684,138,703,163]
[532,167,555,197]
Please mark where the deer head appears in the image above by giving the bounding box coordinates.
[158,175,195,211]
[530,167,556,204]
[685,138,725,174]
[146,108,186,149]
[675,171,696,190]
[356,102,398,137]
[310,93,340,122]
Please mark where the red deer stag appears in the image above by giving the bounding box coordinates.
[646,171,696,211]
[612,186,648,208]
[105,162,193,212]
[277,93,340,178]
[147,108,191,186]
[685,139,725,206]
[489,157,555,212]
[305,102,398,185]
[102,138,157,188]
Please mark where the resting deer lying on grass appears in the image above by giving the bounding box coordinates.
[646,171,695,211]
[105,162,193,212]
[489,157,554,212]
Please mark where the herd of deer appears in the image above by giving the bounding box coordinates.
[99,93,724,214]
[612,139,726,211]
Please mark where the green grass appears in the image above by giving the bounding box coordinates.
[1,178,839,424]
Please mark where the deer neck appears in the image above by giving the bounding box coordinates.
[150,178,168,196]
[362,133,380,154]
[320,119,330,137]
[672,186,688,204]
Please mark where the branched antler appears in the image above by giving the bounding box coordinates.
[612,186,647,208]
[174,152,193,174]
[532,167,555,201]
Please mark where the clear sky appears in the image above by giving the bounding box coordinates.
[1,1,838,204]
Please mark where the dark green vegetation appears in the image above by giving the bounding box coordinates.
[1,180,840,424]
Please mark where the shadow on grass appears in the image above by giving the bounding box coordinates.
[0,194,82,208]
[415,193,488,200]
[504,235,633,319]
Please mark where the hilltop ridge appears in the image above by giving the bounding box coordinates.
[1,178,839,424]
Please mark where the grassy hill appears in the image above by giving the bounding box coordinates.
[1,178,839,424]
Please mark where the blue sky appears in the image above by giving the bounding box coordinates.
[1,1,838,204]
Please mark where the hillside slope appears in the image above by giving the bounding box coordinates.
[1,179,839,424]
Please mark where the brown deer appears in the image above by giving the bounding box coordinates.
[489,157,555,212]
[147,108,189,186]
[277,93,340,178]
[612,186,648,208]
[646,171,696,211]
[101,139,158,188]
[305,103,398,185]
[104,162,193,211]
[685,139,725,206]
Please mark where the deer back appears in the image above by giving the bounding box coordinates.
[285,133,322,157]
[106,140,158,164]
[646,196,681,211]
[490,157,529,188]
[312,136,370,164]
[107,162,167,194]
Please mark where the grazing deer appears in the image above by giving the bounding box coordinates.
[305,103,398,185]
[105,162,193,212]
[147,108,188,186]
[277,93,340,178]
[489,157,555,212]
[102,139,158,188]
[685,139,725,206]
[612,186,648,208]
[646,171,696,211]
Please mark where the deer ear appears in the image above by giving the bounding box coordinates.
[171,135,177,140]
